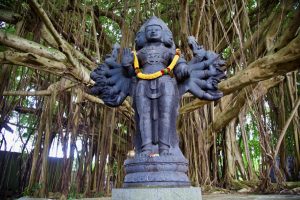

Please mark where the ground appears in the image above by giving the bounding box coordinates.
[18,194,300,200]
[202,194,300,200]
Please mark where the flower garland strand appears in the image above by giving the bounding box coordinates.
[132,49,181,80]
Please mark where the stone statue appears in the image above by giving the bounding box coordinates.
[90,16,225,187]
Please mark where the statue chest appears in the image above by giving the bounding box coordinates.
[138,46,171,66]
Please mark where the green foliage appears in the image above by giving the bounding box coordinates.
[238,112,261,172]
[112,160,118,175]
[222,46,232,59]
[0,44,6,52]
[247,122,261,161]
[247,0,257,13]
[117,122,128,135]
[67,183,84,199]
[22,183,41,196]
[92,191,105,198]
[0,0,15,9]
[0,23,16,34]
[99,16,121,44]
[285,127,295,156]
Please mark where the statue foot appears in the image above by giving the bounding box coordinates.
[159,149,172,156]
[137,150,152,157]
[138,143,153,157]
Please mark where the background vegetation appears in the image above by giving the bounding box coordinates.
[0,0,299,198]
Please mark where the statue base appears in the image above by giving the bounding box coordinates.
[112,187,202,200]
[123,155,190,187]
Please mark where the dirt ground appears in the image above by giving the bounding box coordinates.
[85,194,300,200]
[18,194,300,200]
[202,194,300,200]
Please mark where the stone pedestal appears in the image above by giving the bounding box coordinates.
[112,187,202,200]
[123,155,190,187]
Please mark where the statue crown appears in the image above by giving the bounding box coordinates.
[142,16,170,32]
[135,16,175,50]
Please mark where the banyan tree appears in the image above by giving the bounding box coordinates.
[0,0,299,198]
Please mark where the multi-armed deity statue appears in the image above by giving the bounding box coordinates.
[90,16,225,187]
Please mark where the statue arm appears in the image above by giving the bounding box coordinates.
[122,62,135,77]
[121,48,135,77]
[90,45,134,107]
[177,36,226,100]
[173,56,190,81]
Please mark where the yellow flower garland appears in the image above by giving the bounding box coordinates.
[132,49,181,80]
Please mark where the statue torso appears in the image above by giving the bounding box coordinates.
[137,44,173,73]
[134,43,177,99]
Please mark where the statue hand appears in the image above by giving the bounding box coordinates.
[121,48,134,67]
[176,64,190,81]
[188,36,205,58]
[111,43,121,60]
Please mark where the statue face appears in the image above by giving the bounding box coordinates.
[145,25,162,42]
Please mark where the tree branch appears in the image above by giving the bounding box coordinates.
[0,50,93,85]
[220,33,300,94]
[3,90,51,96]
[82,91,104,104]
[191,0,205,40]
[201,76,284,148]
[213,76,284,132]
[93,6,123,27]
[180,34,300,113]
[0,30,66,62]
[15,106,41,114]
[274,98,300,157]
[0,9,22,24]
[28,0,95,85]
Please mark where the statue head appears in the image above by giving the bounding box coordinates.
[135,16,175,50]
[145,24,163,42]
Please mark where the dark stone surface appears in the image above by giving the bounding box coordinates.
[124,155,190,187]
[90,16,226,187]
[124,155,189,173]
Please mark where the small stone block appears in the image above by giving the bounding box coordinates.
[112,187,202,200]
